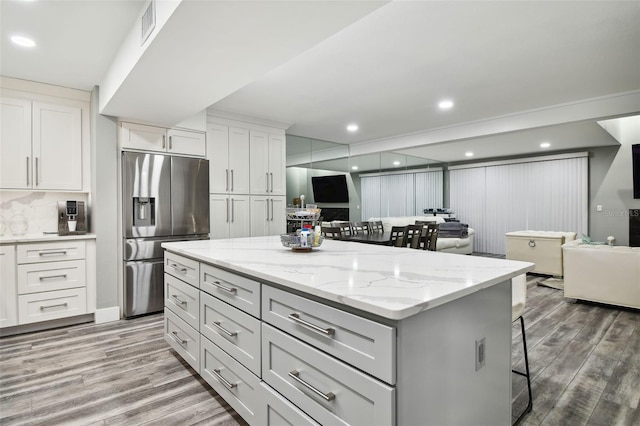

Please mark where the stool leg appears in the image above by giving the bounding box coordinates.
[513,315,533,425]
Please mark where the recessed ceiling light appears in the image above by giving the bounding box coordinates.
[351,165,358,170]
[393,161,400,166]
[438,99,454,110]
[465,152,474,157]
[10,35,36,48]
[540,142,551,148]
[346,124,358,132]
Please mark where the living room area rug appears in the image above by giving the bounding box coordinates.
[537,277,564,290]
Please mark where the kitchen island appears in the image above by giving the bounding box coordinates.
[162,236,534,425]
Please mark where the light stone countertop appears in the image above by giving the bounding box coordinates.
[163,236,534,320]
[0,233,96,244]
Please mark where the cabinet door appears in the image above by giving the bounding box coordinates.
[32,102,83,190]
[167,128,206,157]
[250,196,270,237]
[229,195,251,238]
[121,122,167,152]
[268,197,287,236]
[0,98,32,189]
[207,124,230,193]
[210,194,230,240]
[249,131,270,195]
[268,134,286,196]
[0,245,17,328]
[228,127,250,194]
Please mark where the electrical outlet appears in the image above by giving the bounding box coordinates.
[475,337,486,371]
[596,205,603,212]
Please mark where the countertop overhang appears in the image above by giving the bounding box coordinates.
[162,236,534,320]
[0,233,97,244]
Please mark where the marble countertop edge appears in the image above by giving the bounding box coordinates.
[0,233,97,244]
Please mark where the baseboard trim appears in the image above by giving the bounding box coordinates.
[95,306,120,324]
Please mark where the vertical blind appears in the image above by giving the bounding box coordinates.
[360,169,443,220]
[449,155,588,254]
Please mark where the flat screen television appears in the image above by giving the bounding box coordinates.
[311,175,349,203]
[634,144,640,199]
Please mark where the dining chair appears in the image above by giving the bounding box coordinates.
[389,226,407,247]
[512,274,533,425]
[423,223,439,251]
[331,221,353,237]
[351,222,369,235]
[321,226,343,240]
[368,221,384,233]
[405,224,424,248]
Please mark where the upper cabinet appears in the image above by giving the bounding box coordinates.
[249,131,285,196]
[120,122,206,157]
[1,97,83,191]
[207,124,250,194]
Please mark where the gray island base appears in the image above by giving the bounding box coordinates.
[162,236,534,425]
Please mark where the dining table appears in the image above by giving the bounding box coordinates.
[341,231,393,246]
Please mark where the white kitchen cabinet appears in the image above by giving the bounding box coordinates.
[249,131,286,196]
[210,194,251,240]
[120,122,206,157]
[0,245,17,328]
[250,196,286,237]
[207,124,250,194]
[0,98,82,190]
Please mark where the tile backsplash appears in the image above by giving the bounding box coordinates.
[0,191,89,236]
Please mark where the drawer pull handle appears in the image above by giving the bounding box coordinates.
[170,263,187,273]
[206,280,237,294]
[171,295,187,306]
[288,370,335,401]
[39,251,68,256]
[212,368,237,389]
[212,321,237,337]
[288,313,335,336]
[170,331,188,346]
[528,240,536,247]
[39,274,68,281]
[40,302,68,311]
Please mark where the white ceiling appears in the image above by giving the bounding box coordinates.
[1,1,638,163]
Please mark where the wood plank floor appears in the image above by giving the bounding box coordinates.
[1,276,639,425]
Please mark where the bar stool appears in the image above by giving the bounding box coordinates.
[512,274,533,425]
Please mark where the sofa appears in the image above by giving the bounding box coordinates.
[562,239,640,309]
[367,216,475,254]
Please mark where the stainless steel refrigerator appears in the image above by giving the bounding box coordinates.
[122,152,209,318]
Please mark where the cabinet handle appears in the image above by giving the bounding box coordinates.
[212,368,237,389]
[39,274,67,281]
[265,200,269,222]
[169,135,173,149]
[270,199,274,221]
[212,321,237,337]
[288,313,335,336]
[225,198,229,223]
[162,135,166,149]
[225,169,229,192]
[266,173,269,192]
[35,157,39,186]
[288,370,335,401]
[170,263,187,273]
[230,169,234,191]
[205,280,237,294]
[170,330,187,345]
[39,250,67,257]
[231,198,235,223]
[40,302,68,311]
[171,294,187,306]
[26,157,30,186]
[270,172,273,193]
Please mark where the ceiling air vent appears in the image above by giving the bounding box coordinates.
[141,0,156,45]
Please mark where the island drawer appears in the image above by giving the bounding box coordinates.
[164,252,199,288]
[262,285,396,384]
[259,382,320,426]
[18,288,87,324]
[262,323,395,426]
[17,241,86,264]
[201,334,261,425]
[200,292,261,376]
[165,274,199,330]
[200,264,260,318]
[18,260,86,294]
[164,307,200,373]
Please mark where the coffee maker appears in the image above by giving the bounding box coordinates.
[58,200,87,235]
